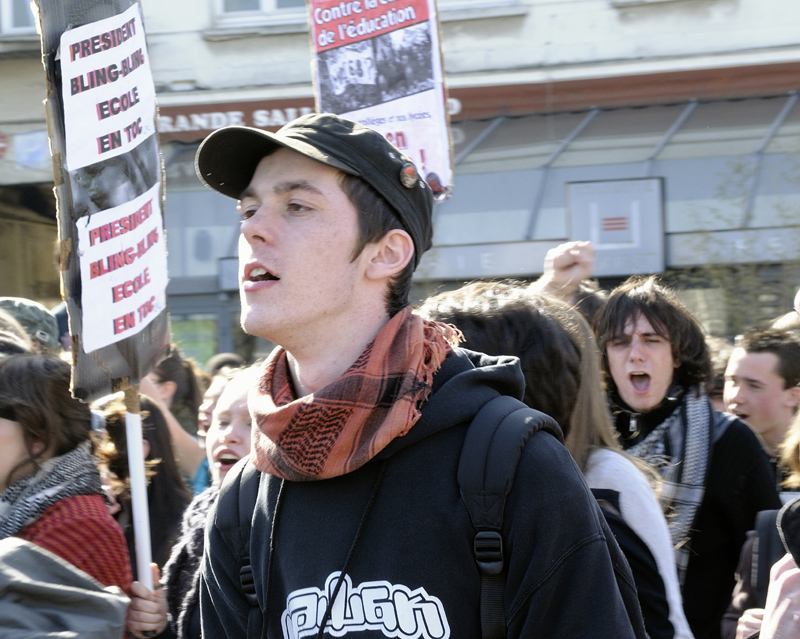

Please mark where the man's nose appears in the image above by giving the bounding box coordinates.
[240,205,276,244]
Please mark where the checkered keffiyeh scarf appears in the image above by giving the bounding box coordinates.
[626,387,713,586]
[250,307,460,481]
[0,441,103,539]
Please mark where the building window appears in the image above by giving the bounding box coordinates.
[215,0,306,28]
[223,0,304,11]
[0,0,35,34]
[611,0,682,6]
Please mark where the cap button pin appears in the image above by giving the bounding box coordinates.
[399,163,419,189]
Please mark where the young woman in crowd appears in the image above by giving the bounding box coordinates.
[125,365,257,639]
[420,282,693,639]
[145,345,207,437]
[96,395,192,578]
[140,346,208,482]
[0,354,132,634]
[191,369,239,494]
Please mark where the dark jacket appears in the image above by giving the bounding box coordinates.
[678,413,780,639]
[616,396,781,639]
[200,349,644,638]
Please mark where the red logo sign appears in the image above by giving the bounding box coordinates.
[602,216,628,232]
[0,131,8,159]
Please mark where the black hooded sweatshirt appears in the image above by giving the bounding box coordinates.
[200,349,644,639]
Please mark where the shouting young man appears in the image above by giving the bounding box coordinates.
[192,114,645,639]
[593,276,781,639]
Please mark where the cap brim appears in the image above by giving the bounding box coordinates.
[195,126,358,199]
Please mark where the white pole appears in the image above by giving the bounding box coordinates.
[124,387,153,590]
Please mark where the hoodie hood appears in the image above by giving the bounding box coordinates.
[378,347,525,458]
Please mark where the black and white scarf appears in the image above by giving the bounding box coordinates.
[0,442,103,539]
[626,387,713,586]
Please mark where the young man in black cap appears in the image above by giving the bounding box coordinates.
[184,114,643,639]
[593,276,781,639]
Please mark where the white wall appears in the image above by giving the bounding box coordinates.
[133,0,800,94]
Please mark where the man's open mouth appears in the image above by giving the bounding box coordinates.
[249,266,278,282]
[630,373,650,391]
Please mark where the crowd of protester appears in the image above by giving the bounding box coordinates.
[1,145,800,638]
[1,237,798,639]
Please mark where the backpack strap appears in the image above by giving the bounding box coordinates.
[215,458,263,639]
[457,395,563,639]
[753,508,782,608]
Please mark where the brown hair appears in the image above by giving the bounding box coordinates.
[420,282,621,471]
[0,354,92,487]
[339,173,414,317]
[96,396,191,569]
[151,345,206,434]
[734,328,800,389]
[593,275,711,393]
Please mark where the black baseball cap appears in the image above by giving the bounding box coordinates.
[195,113,433,266]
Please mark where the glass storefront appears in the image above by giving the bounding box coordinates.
[162,94,800,353]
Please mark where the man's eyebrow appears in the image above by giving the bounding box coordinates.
[238,180,324,201]
[737,375,766,387]
[273,180,323,196]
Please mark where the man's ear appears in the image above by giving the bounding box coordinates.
[364,229,414,280]
[786,385,800,411]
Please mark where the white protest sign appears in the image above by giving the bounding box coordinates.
[75,183,167,353]
[59,4,156,172]
[310,0,453,200]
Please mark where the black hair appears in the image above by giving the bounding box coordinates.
[338,173,414,317]
[0,355,92,487]
[735,328,800,389]
[593,275,711,392]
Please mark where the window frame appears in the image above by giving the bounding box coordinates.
[212,0,308,29]
[0,0,36,35]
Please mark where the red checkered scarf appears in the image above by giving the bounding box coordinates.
[250,307,461,481]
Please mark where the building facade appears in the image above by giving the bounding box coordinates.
[1,0,799,362]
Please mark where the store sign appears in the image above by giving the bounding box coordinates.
[157,101,315,141]
[156,96,464,144]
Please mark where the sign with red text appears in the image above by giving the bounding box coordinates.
[75,184,167,353]
[38,0,169,401]
[309,0,453,200]
[59,4,155,171]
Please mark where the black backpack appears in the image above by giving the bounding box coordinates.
[752,508,784,608]
[221,395,647,639]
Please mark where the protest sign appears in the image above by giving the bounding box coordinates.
[75,182,167,353]
[60,4,156,172]
[37,0,168,591]
[309,0,453,200]
[37,0,169,401]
